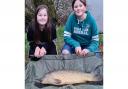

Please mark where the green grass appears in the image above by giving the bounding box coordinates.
[25,33,30,63]
[99,34,103,46]
[56,26,64,54]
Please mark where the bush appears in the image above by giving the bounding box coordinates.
[56,26,64,54]
[25,33,30,63]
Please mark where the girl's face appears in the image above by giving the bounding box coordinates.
[37,8,48,26]
[73,0,86,17]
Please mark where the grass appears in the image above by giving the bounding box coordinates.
[56,26,64,54]
[25,33,30,63]
[99,33,103,52]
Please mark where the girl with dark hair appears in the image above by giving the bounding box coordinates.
[27,5,57,60]
[62,0,99,56]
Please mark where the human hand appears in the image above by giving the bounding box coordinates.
[75,47,82,56]
[34,46,41,58]
[39,47,47,57]
[81,49,89,56]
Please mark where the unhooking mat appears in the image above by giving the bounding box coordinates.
[25,53,103,89]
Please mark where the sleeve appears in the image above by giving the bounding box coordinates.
[87,18,99,52]
[38,42,48,49]
[64,13,80,48]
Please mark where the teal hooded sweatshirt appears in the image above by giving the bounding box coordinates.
[64,11,99,52]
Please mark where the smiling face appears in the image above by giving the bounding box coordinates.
[37,8,48,26]
[73,0,86,18]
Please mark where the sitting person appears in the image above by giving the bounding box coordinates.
[27,5,57,60]
[62,0,99,56]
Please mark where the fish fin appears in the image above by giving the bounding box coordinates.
[54,79,61,84]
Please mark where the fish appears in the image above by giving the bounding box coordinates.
[41,70,98,85]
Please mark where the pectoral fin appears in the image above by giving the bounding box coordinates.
[54,79,61,85]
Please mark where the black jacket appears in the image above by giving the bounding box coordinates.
[27,21,57,56]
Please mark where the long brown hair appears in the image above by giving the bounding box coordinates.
[34,5,52,43]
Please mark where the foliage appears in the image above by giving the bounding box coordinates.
[99,33,103,52]
[25,10,34,30]
[25,0,57,29]
[33,0,57,17]
[55,26,64,54]
[25,33,30,63]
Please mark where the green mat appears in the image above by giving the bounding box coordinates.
[25,53,103,89]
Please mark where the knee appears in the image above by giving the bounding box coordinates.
[62,49,70,55]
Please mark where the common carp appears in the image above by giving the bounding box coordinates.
[41,70,98,85]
